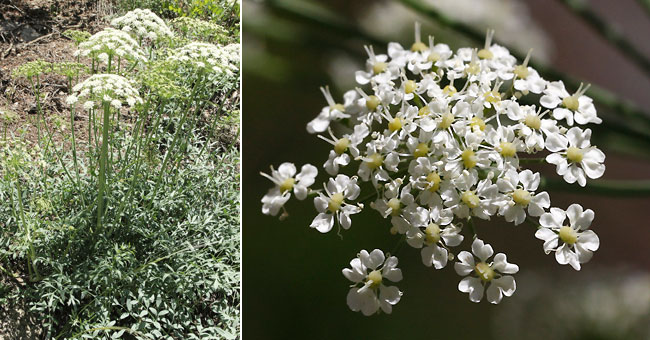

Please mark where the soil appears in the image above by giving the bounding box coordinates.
[0,0,113,151]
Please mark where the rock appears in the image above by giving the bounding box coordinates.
[20,25,42,42]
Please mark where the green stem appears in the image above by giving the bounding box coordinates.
[540,177,650,197]
[467,217,477,240]
[557,0,650,78]
[96,102,111,234]
[68,76,82,193]
[15,179,41,281]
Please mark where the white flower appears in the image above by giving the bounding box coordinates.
[506,102,558,152]
[355,45,400,85]
[399,205,461,269]
[540,82,601,126]
[307,87,357,134]
[310,175,362,233]
[535,204,600,270]
[111,9,173,42]
[455,238,519,304]
[65,95,78,105]
[69,74,142,112]
[496,169,550,225]
[444,171,499,220]
[545,127,605,187]
[77,28,147,65]
[168,42,240,77]
[260,163,318,216]
[343,249,403,315]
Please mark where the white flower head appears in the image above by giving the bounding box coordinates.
[111,8,174,42]
[261,27,606,312]
[455,238,519,304]
[545,127,605,187]
[260,163,318,216]
[535,204,600,270]
[69,74,142,112]
[343,249,403,315]
[310,174,362,233]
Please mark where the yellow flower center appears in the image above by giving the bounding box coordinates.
[280,178,295,193]
[513,65,529,79]
[470,117,486,132]
[512,189,532,206]
[418,106,431,116]
[387,198,401,216]
[425,223,441,245]
[388,117,404,132]
[411,41,427,52]
[466,62,480,75]
[477,48,493,60]
[461,149,478,169]
[439,112,454,129]
[442,85,457,96]
[328,192,345,212]
[373,62,387,74]
[559,225,578,245]
[461,191,480,209]
[562,95,579,111]
[524,114,541,130]
[334,138,350,155]
[426,172,441,192]
[367,270,382,288]
[366,95,380,111]
[484,90,501,104]
[428,52,441,63]
[500,142,516,157]
[413,143,429,158]
[366,153,384,170]
[330,103,345,112]
[404,80,417,94]
[474,262,495,282]
[566,146,583,163]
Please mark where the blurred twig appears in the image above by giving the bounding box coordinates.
[637,0,650,17]
[541,177,650,197]
[556,0,650,79]
[265,0,384,47]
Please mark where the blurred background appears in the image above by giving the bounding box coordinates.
[242,0,650,338]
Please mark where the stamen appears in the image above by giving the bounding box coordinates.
[320,86,336,107]
[477,29,495,59]
[411,22,427,52]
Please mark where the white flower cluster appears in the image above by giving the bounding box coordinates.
[110,8,174,42]
[75,28,148,65]
[66,74,143,111]
[261,26,605,313]
[167,42,240,78]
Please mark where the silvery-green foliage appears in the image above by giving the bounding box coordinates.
[171,17,230,44]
